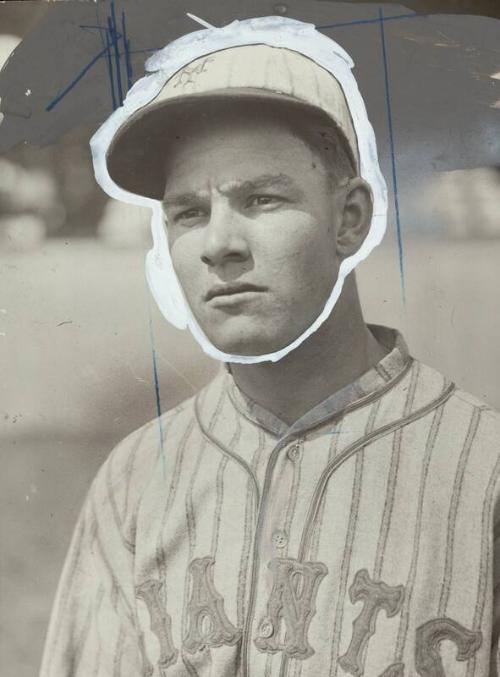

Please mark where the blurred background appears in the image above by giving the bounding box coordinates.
[1,2,499,676]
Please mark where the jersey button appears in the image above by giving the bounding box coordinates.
[272,529,288,549]
[287,443,302,462]
[258,618,274,639]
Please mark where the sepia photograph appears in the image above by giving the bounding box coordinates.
[1,1,500,676]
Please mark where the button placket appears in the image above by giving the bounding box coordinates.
[243,436,306,674]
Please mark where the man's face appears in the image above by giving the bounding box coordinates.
[163,111,344,356]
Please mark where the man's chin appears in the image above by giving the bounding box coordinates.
[203,327,297,358]
[208,336,276,357]
[194,312,304,357]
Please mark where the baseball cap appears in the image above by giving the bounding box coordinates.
[106,44,359,200]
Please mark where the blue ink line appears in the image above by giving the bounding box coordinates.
[378,7,406,301]
[128,47,161,55]
[46,7,129,111]
[95,4,108,52]
[147,301,166,475]
[46,8,422,118]
[46,44,111,111]
[104,23,117,111]
[93,2,114,106]
[78,24,109,31]
[317,11,420,30]
[151,345,163,422]
[109,3,124,106]
[94,2,107,52]
[122,10,133,90]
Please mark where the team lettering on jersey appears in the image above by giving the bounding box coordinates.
[136,579,178,673]
[136,560,482,676]
[184,557,241,653]
[338,569,404,676]
[254,558,328,659]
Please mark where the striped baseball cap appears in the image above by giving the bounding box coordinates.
[106,44,359,200]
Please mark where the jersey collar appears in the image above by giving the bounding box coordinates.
[225,325,413,439]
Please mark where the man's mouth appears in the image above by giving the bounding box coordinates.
[205,282,268,302]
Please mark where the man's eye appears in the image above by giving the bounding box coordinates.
[247,195,282,208]
[174,208,205,223]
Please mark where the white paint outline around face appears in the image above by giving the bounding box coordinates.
[90,16,388,364]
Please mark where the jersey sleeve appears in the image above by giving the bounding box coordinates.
[39,467,145,676]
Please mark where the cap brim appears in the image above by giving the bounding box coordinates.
[106,89,347,200]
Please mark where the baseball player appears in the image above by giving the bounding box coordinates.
[40,16,500,677]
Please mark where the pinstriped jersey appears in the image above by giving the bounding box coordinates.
[40,326,500,677]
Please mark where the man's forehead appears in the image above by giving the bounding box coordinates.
[162,173,302,204]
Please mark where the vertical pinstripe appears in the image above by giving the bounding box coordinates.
[44,517,88,674]
[330,450,365,677]
[309,420,344,561]
[438,407,482,616]
[467,451,500,677]
[90,637,102,677]
[90,587,105,677]
[106,454,134,553]
[294,424,344,677]
[123,422,155,520]
[155,418,196,585]
[90,499,136,623]
[122,430,143,518]
[137,621,153,677]
[110,579,119,613]
[211,412,242,557]
[181,441,209,638]
[211,455,230,558]
[292,656,302,677]
[71,605,94,674]
[181,388,227,640]
[374,363,420,578]
[113,627,126,677]
[236,428,266,627]
[328,400,381,677]
[394,402,445,659]
[283,445,303,557]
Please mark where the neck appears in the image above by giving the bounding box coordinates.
[229,274,387,426]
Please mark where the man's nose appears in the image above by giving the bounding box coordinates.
[200,203,250,267]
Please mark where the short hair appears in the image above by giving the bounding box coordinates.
[284,112,358,185]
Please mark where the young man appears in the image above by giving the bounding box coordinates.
[41,16,500,677]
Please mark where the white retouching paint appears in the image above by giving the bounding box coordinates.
[90,15,388,364]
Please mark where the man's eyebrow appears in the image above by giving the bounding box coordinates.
[226,174,302,195]
[162,174,303,207]
[162,192,208,208]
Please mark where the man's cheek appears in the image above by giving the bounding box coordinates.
[171,249,198,290]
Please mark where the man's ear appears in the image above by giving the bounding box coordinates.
[335,177,373,259]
